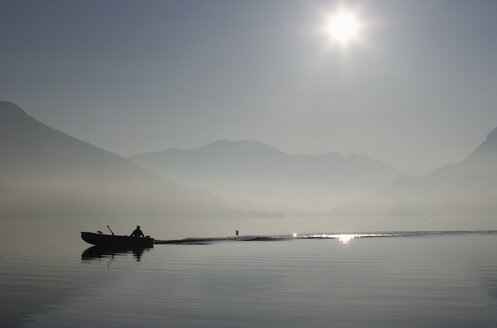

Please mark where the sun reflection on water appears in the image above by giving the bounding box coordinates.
[337,234,356,245]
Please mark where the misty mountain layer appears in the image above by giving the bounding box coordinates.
[0,101,240,217]
[130,140,403,214]
[334,127,497,215]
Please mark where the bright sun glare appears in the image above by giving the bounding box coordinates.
[327,12,359,44]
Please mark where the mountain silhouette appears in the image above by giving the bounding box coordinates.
[0,101,239,217]
[334,127,497,215]
[130,140,403,214]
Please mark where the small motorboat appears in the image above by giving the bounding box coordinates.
[81,231,154,247]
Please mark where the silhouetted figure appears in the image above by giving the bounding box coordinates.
[236,230,239,236]
[131,225,145,237]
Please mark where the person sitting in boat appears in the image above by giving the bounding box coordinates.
[130,225,145,238]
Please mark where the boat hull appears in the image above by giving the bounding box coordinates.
[81,232,154,247]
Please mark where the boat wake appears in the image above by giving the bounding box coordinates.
[154,229,497,245]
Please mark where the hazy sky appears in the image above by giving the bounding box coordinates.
[2,0,497,175]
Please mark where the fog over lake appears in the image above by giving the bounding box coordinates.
[2,1,497,327]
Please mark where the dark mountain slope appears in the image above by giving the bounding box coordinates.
[0,101,237,217]
[334,127,497,215]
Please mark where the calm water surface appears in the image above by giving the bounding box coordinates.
[2,216,497,327]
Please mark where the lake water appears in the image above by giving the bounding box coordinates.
[2,216,497,327]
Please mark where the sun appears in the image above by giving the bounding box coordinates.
[327,12,359,44]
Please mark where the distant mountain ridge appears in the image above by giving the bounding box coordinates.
[0,101,240,217]
[130,140,403,214]
[471,126,497,155]
[334,126,497,215]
